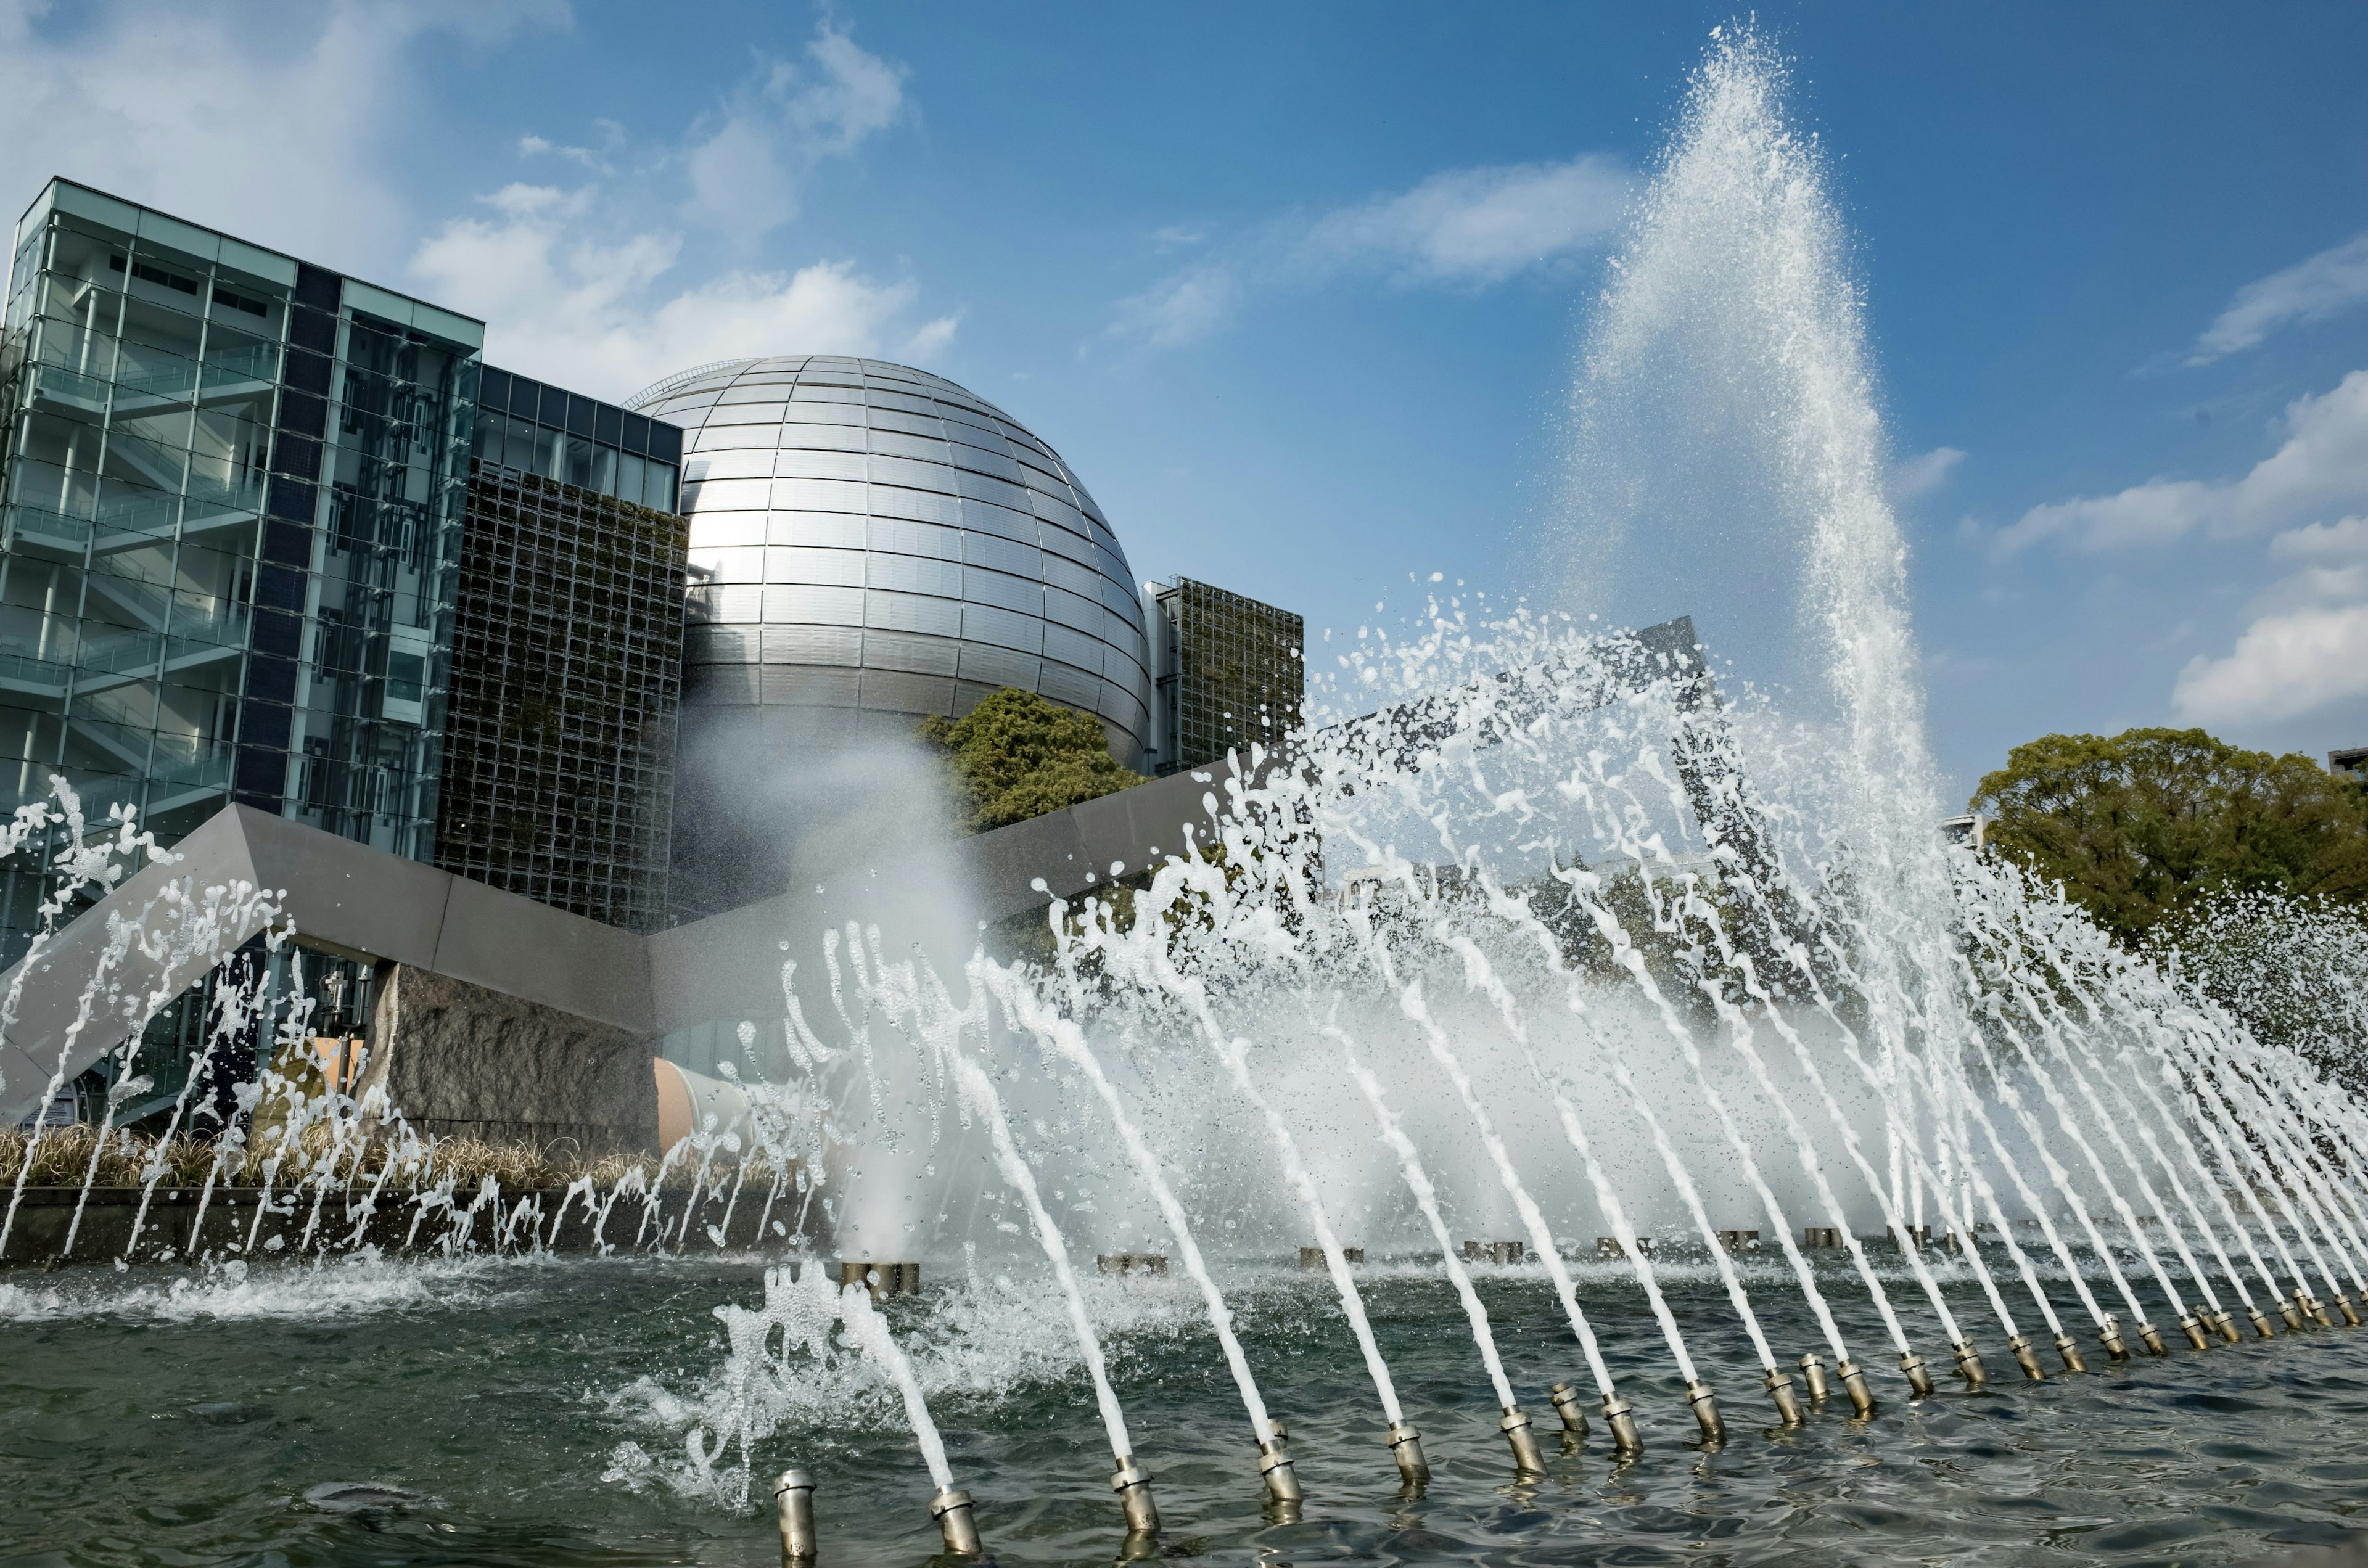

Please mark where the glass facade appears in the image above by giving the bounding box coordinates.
[438,369,688,932]
[1147,577,1304,776]
[0,179,481,959]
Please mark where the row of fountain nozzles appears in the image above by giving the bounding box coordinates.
[772,1291,2364,1559]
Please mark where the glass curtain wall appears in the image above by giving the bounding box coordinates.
[0,183,478,966]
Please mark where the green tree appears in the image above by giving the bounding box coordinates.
[918,687,1146,836]
[1968,726,2368,942]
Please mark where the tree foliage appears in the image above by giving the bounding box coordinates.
[1969,726,2368,942]
[918,687,1146,836]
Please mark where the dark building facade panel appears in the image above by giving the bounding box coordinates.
[433,396,688,931]
[1151,577,1304,776]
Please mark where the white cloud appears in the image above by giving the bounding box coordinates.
[1107,154,1628,347]
[2171,604,2368,725]
[681,21,905,244]
[1997,370,2368,554]
[0,0,568,277]
[1298,156,1628,284]
[2190,231,2368,365]
[1889,446,1965,505]
[1109,267,1238,349]
[410,184,944,399]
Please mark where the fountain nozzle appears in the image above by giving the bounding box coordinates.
[2099,1317,2130,1360]
[929,1488,982,1556]
[1112,1456,1159,1535]
[1834,1358,1878,1417]
[2178,1311,2210,1350]
[1951,1340,1988,1388]
[2214,1308,2242,1344]
[1498,1408,1545,1474]
[1600,1391,1643,1455]
[1798,1353,1831,1405]
[2249,1303,2276,1337]
[773,1468,817,1563]
[2054,1332,2087,1374]
[2136,1321,2169,1357]
[1763,1366,1804,1426]
[1387,1420,1430,1485]
[1256,1422,1303,1504]
[2305,1293,2335,1329]
[1548,1381,1590,1437]
[2337,1294,2362,1327]
[2006,1335,2045,1381]
[1685,1379,1726,1445]
[2278,1297,2305,1332]
[1899,1352,1936,1398]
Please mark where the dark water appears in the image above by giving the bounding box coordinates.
[5,1250,2366,1567]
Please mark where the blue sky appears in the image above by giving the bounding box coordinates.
[6,1,2367,800]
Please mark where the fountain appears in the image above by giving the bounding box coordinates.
[5,26,2368,1568]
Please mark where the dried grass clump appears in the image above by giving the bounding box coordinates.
[1,1123,787,1192]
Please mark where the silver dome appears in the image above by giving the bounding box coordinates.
[628,355,1153,916]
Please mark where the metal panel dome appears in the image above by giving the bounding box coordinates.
[627,355,1154,917]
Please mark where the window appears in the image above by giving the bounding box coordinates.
[386,652,426,704]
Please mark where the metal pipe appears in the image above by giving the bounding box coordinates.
[929,1488,982,1556]
[1951,1340,1987,1388]
[1685,1379,1725,1445]
[2178,1311,2210,1351]
[1763,1366,1804,1426]
[1112,1457,1158,1535]
[773,1468,817,1563]
[1386,1420,1429,1486]
[2250,1304,2277,1339]
[1256,1423,1302,1504]
[2099,1317,2129,1360]
[1498,1408,1544,1474]
[2054,1332,2087,1374]
[1547,1381,1590,1437]
[1600,1392,1643,1455]
[2214,1309,2242,1344]
[2279,1297,2305,1332]
[1835,1358,1878,1417]
[2007,1334,2045,1381]
[1899,1352,1936,1398]
[2307,1294,2335,1329]
[2136,1321,2169,1357]
[1798,1353,1831,1405]
[2338,1294,2362,1328]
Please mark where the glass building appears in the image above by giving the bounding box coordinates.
[0,179,481,959]
[441,367,688,932]
[624,355,1154,918]
[1145,577,1304,776]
